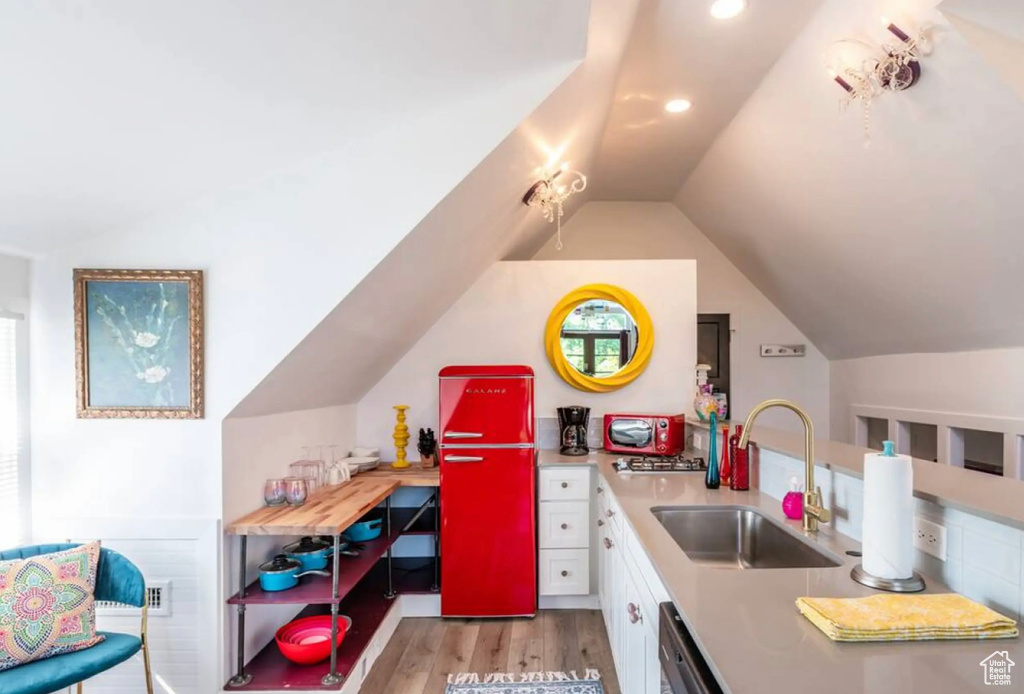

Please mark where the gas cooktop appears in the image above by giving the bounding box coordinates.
[614,454,706,473]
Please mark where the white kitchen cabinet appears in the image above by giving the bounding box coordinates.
[596,473,669,694]
[538,466,592,596]
[538,548,589,595]
[539,500,590,548]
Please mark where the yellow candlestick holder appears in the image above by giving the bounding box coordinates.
[392,405,411,469]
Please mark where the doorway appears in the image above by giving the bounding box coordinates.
[697,314,731,415]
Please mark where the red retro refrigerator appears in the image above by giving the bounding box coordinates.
[438,365,536,617]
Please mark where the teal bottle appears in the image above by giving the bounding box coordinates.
[705,412,721,489]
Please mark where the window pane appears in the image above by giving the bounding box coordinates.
[0,317,19,549]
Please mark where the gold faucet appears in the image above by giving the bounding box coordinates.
[737,399,832,533]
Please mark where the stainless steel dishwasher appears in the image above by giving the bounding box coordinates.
[659,602,723,694]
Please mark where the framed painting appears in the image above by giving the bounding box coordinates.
[74,269,204,419]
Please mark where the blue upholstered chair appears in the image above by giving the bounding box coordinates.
[0,544,154,694]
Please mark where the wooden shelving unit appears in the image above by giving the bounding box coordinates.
[224,472,440,691]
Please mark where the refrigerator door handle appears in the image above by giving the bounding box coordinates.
[444,455,485,462]
[444,431,484,439]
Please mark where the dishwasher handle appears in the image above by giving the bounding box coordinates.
[659,602,723,694]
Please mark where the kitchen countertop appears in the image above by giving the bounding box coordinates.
[690,419,1024,530]
[536,449,605,466]
[227,478,399,535]
[595,452,1021,694]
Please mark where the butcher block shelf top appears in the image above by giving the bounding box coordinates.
[227,478,399,536]
[360,463,439,486]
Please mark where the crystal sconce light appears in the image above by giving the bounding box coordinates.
[827,19,934,144]
[522,163,587,251]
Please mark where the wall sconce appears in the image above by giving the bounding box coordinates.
[522,163,587,250]
[826,18,933,144]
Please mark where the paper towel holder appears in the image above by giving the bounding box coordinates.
[851,564,926,593]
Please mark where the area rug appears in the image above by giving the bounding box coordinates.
[445,670,604,693]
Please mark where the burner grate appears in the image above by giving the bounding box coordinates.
[614,455,707,473]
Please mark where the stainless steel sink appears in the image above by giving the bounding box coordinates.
[651,506,842,569]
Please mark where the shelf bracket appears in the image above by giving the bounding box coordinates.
[227,536,252,688]
[385,496,396,599]
[321,533,344,687]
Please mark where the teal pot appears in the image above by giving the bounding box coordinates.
[282,536,337,572]
[258,555,328,592]
[343,513,383,542]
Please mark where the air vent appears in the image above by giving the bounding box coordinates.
[97,580,171,617]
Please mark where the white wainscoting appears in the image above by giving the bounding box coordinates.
[33,517,220,694]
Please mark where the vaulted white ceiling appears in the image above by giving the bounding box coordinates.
[0,0,587,256]
[675,0,1024,359]
[589,0,822,200]
[234,0,642,416]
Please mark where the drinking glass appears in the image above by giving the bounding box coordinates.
[285,477,308,506]
[264,479,287,506]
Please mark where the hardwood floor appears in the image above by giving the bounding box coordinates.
[360,610,620,694]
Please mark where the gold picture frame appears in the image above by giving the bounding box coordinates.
[74,269,204,419]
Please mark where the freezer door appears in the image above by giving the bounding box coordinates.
[439,375,534,445]
[440,447,537,617]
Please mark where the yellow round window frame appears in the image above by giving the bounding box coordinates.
[545,283,655,393]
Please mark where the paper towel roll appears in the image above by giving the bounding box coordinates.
[862,441,915,579]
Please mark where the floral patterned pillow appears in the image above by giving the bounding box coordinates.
[0,542,105,671]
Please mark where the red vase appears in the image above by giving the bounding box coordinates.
[720,425,731,486]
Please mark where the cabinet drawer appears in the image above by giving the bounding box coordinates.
[539,467,591,501]
[539,549,590,595]
[539,501,590,549]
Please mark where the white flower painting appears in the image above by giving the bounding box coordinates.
[76,270,203,418]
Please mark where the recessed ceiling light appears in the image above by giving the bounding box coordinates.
[710,0,747,20]
[665,99,692,113]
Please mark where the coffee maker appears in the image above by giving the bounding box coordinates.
[557,406,591,456]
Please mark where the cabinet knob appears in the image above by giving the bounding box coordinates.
[597,519,605,527]
[561,482,568,489]
[560,523,568,530]
[561,570,569,577]
[627,602,641,624]
[603,537,613,549]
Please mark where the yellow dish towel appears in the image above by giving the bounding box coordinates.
[796,593,1019,642]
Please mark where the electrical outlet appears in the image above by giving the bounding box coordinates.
[694,431,706,450]
[914,516,947,560]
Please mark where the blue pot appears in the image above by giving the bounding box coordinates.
[258,555,328,592]
[282,536,336,571]
[344,515,383,542]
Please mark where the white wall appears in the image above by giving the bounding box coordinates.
[831,349,1024,477]
[27,67,576,692]
[357,260,697,460]
[533,202,831,434]
[675,0,1024,360]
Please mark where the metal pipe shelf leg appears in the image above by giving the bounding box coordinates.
[431,490,440,592]
[321,533,344,687]
[385,496,396,599]
[227,536,252,687]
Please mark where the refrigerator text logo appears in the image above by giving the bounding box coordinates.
[465,388,507,394]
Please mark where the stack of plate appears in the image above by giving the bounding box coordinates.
[343,448,380,475]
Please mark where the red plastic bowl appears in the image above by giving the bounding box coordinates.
[275,615,349,664]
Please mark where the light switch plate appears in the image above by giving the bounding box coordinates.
[760,344,806,357]
[914,516,947,560]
